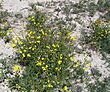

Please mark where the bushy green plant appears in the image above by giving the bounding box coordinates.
[81,19,110,53]
[87,77,110,92]
[0,9,11,42]
[6,10,93,92]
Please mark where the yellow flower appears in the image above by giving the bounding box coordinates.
[31,16,34,19]
[28,31,35,37]
[28,33,31,37]
[42,65,48,71]
[36,41,40,43]
[45,65,48,68]
[27,54,31,57]
[47,79,50,83]
[70,35,77,40]
[34,22,36,25]
[87,63,92,67]
[70,57,74,61]
[58,32,61,35]
[23,50,26,52]
[56,44,59,48]
[13,65,21,72]
[75,61,79,67]
[67,32,72,36]
[42,66,46,70]
[41,58,44,60]
[31,36,34,39]
[83,67,88,71]
[69,90,72,92]
[52,44,56,48]
[37,36,41,39]
[37,22,40,25]
[29,47,32,49]
[60,54,63,59]
[46,46,50,49]
[41,29,44,35]
[12,38,17,43]
[57,81,60,84]
[16,84,21,89]
[40,25,42,28]
[11,43,16,47]
[29,31,33,34]
[58,60,62,65]
[48,29,51,32]
[47,84,53,88]
[32,48,35,51]
[18,50,22,53]
[55,67,61,71]
[22,53,25,58]
[45,33,48,36]
[105,29,108,34]
[63,86,68,91]
[18,41,23,45]
[36,61,42,66]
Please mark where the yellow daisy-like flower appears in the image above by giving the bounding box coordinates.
[32,48,35,51]
[57,81,60,84]
[18,41,23,45]
[42,66,46,71]
[58,60,62,65]
[69,90,72,92]
[55,67,61,71]
[41,29,44,35]
[41,58,44,60]
[36,61,42,66]
[87,63,92,67]
[28,33,31,37]
[75,61,79,67]
[27,54,31,57]
[13,65,21,72]
[29,31,33,34]
[16,84,21,89]
[67,32,72,36]
[70,56,74,61]
[42,65,48,71]
[12,38,17,43]
[22,53,25,58]
[18,50,22,53]
[29,47,32,49]
[45,33,48,36]
[34,22,36,25]
[23,50,26,52]
[83,67,88,71]
[37,36,41,39]
[11,43,16,47]
[31,36,35,39]
[63,86,68,91]
[46,46,50,49]
[60,54,63,59]
[47,79,50,83]
[47,84,53,88]
[56,44,59,48]
[52,44,56,48]
[36,41,40,43]
[70,35,77,40]
[45,65,48,68]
